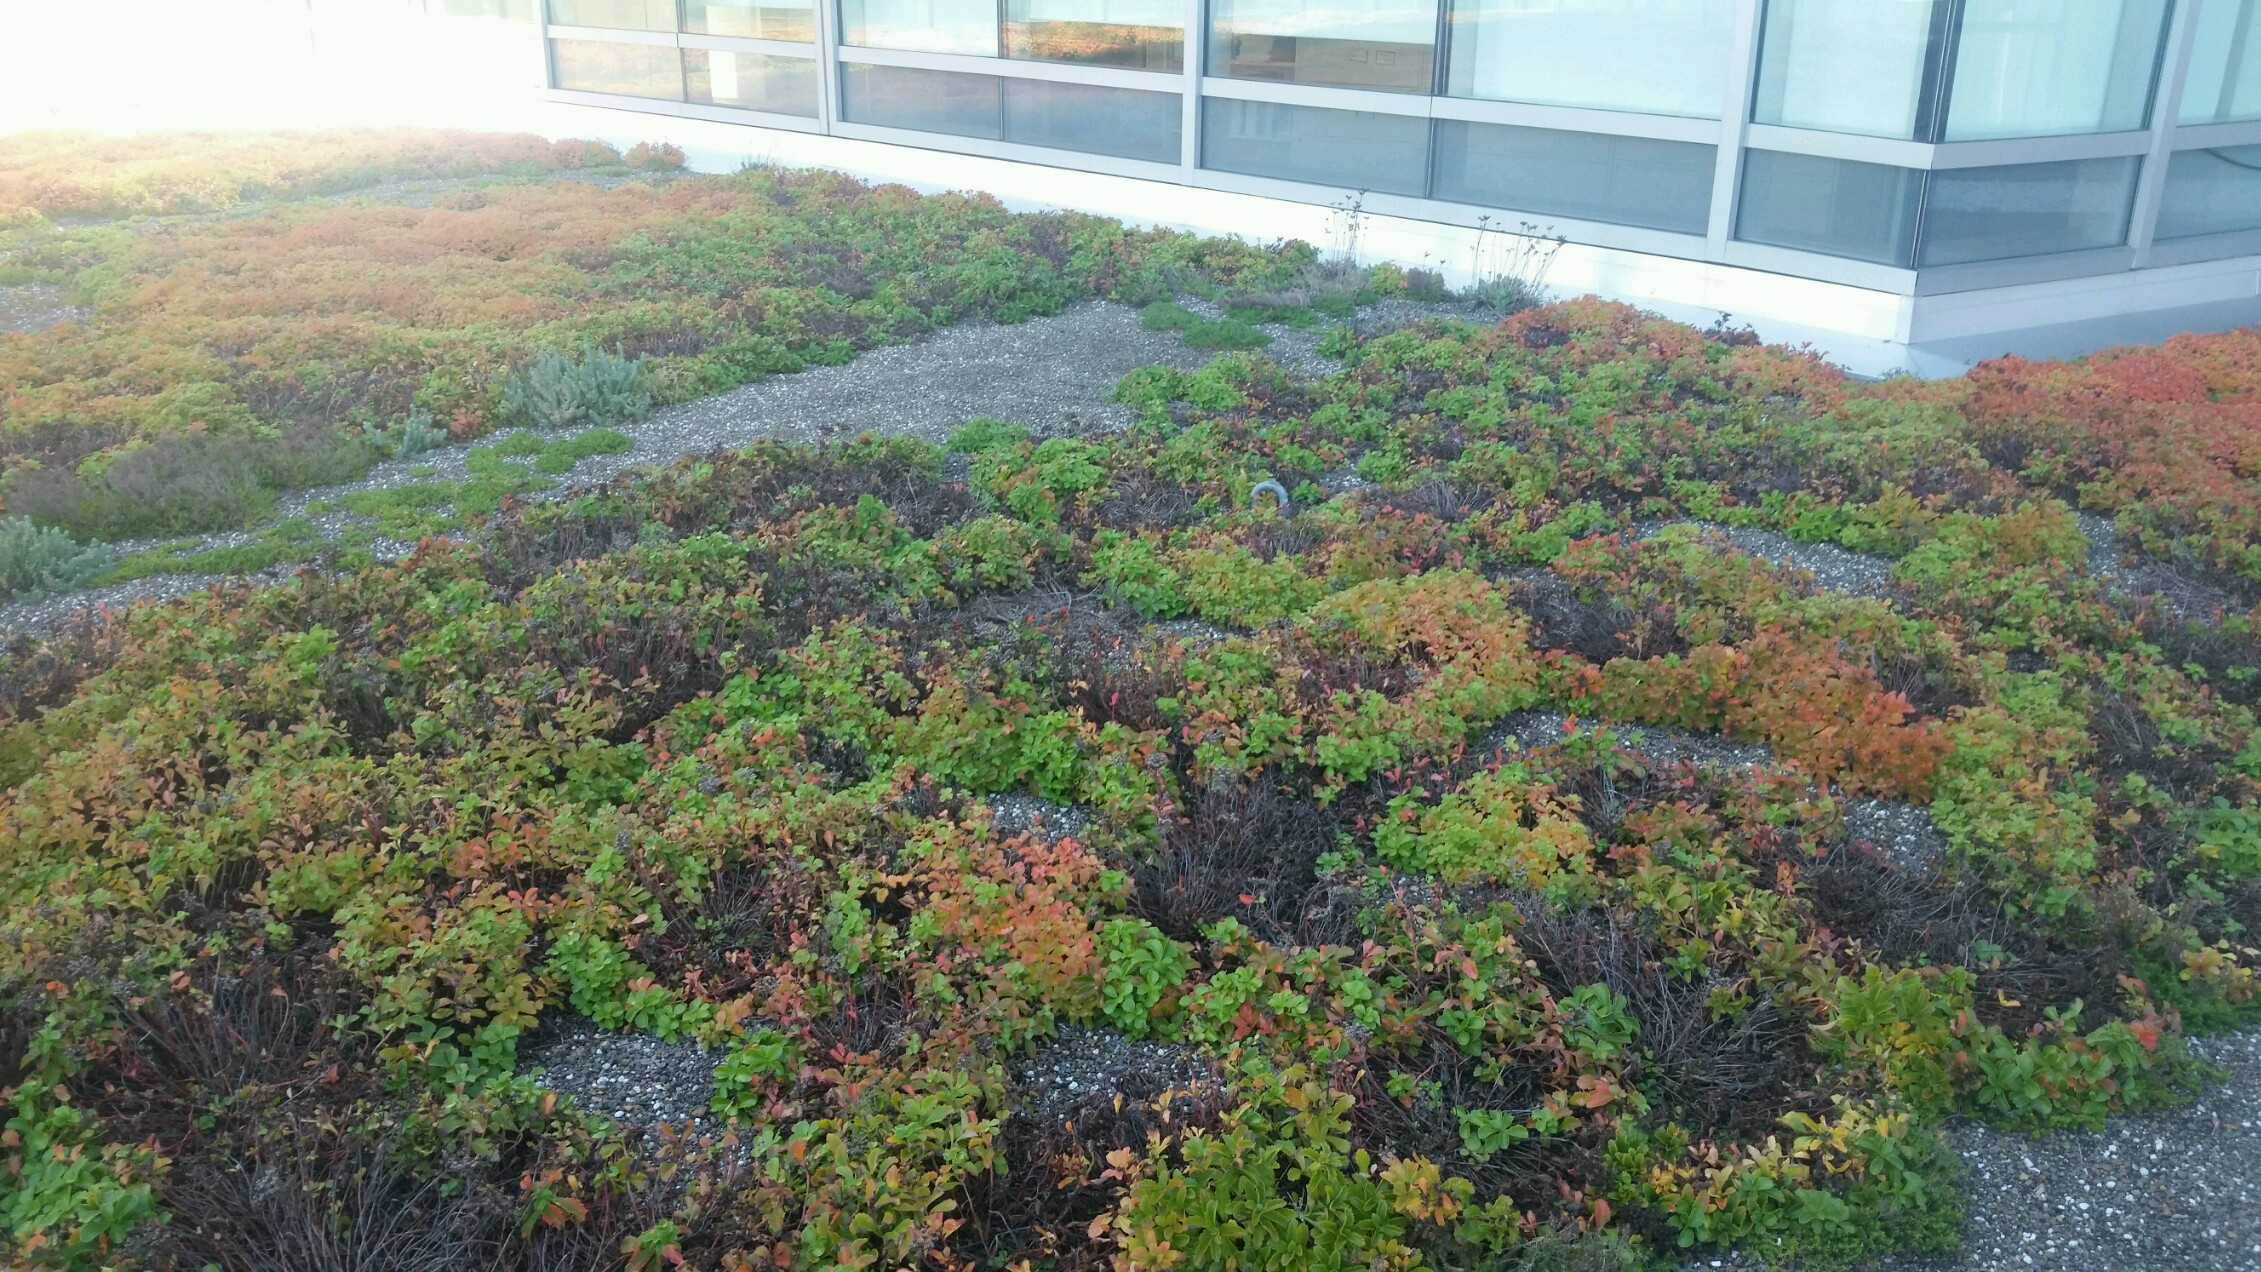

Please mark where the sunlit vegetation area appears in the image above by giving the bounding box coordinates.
[0,131,2259,1270]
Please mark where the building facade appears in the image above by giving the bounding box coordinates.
[539,0,2261,356]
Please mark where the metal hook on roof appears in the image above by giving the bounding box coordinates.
[1250,479,1289,514]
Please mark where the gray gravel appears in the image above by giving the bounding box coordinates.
[0,282,86,334]
[1468,707,1781,774]
[1842,795,1951,871]
[1868,1028,2261,1272]
[1011,1023,1207,1118]
[988,793,1092,841]
[1640,520,1900,599]
[519,1016,722,1131]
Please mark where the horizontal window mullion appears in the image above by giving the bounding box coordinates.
[2173,119,2261,150]
[1927,131,2154,170]
[1744,124,1935,169]
[545,23,679,44]
[839,44,1175,89]
[681,32,816,56]
[1197,76,1432,117]
[1426,96,1724,144]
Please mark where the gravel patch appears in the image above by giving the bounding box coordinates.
[1467,708,1781,774]
[1865,1028,2261,1272]
[1011,1024,1207,1119]
[1640,521,1899,599]
[1842,795,1951,872]
[0,282,87,334]
[988,793,1092,841]
[519,1016,722,1131]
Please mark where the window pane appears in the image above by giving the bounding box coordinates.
[1444,0,1732,118]
[684,0,816,41]
[1432,122,1714,233]
[2156,145,2261,239]
[1944,0,2166,139]
[1202,98,1428,192]
[687,49,819,114]
[2182,0,2261,124]
[840,63,1003,137]
[1753,0,1940,138]
[546,0,677,28]
[1003,80,1183,161]
[1005,0,1184,70]
[1917,157,2138,266]
[552,38,684,97]
[839,0,999,54]
[1735,150,1922,265]
[1208,0,1440,92]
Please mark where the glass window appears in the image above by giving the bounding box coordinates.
[687,49,819,115]
[546,0,677,28]
[2182,0,2261,124]
[1003,80,1183,161]
[1735,149,1923,266]
[1432,122,1715,233]
[551,38,684,97]
[838,0,999,54]
[1443,0,1732,118]
[1944,0,2167,139]
[1202,98,1429,192]
[2156,145,2261,239]
[684,0,817,41]
[1005,0,1184,70]
[840,63,1003,137]
[1918,157,2138,265]
[1208,0,1440,92]
[1753,0,1941,139]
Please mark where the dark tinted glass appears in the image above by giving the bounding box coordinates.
[1918,157,2138,265]
[840,63,1003,138]
[551,38,684,98]
[1201,99,1428,194]
[1735,150,1923,266]
[1004,80,1182,162]
[2155,146,2261,240]
[1432,122,1714,234]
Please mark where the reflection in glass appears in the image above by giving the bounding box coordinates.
[551,38,684,98]
[1432,122,1714,233]
[1918,158,2139,265]
[1735,150,1923,266]
[1443,0,1732,118]
[840,63,1003,136]
[1004,80,1182,161]
[1005,0,1184,71]
[1208,0,1440,93]
[838,0,999,54]
[2182,0,2261,124]
[2156,145,2261,239]
[1201,98,1429,193]
[1945,0,2167,139]
[546,0,678,28]
[1752,0,1940,139]
[686,50,819,115]
[684,0,817,41]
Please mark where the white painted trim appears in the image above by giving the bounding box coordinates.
[1707,0,1763,257]
[546,23,676,45]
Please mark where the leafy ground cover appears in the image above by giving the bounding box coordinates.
[0,275,2257,1270]
[0,130,1311,547]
